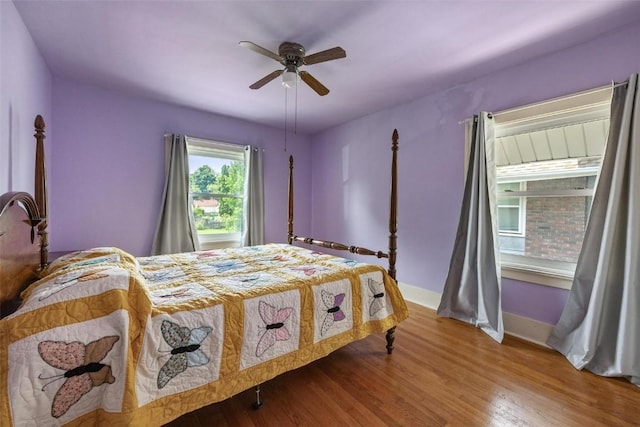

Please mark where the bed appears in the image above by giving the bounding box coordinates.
[0,116,408,426]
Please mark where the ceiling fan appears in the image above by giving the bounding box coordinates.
[239,41,346,96]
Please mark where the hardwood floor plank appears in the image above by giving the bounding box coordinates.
[166,302,639,426]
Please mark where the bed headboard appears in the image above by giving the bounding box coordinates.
[0,116,48,316]
[0,192,42,315]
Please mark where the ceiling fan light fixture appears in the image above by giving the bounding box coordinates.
[281,69,298,88]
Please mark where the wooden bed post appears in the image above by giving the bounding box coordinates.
[34,115,48,268]
[287,155,294,245]
[388,129,398,281]
[386,129,399,355]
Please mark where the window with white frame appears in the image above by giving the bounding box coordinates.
[186,137,245,249]
[469,86,612,288]
[497,181,525,236]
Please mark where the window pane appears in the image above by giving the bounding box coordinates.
[497,176,595,264]
[528,176,594,192]
[521,192,590,263]
[497,174,596,265]
[498,182,520,192]
[498,207,520,232]
[497,182,521,207]
[188,147,245,246]
[191,195,243,235]
[498,195,520,206]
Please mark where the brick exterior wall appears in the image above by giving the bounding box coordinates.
[524,177,590,263]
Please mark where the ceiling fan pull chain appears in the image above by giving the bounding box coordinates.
[294,78,298,135]
[284,88,288,152]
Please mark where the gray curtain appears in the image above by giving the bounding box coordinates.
[151,134,200,255]
[437,112,504,343]
[242,145,264,246]
[547,74,640,386]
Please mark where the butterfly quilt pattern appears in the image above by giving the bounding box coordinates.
[286,264,333,278]
[311,279,353,342]
[8,266,132,319]
[196,259,249,275]
[38,335,120,418]
[42,246,140,275]
[240,289,301,370]
[148,282,215,306]
[6,310,128,425]
[135,305,225,407]
[37,268,110,301]
[157,320,213,389]
[360,271,394,322]
[141,266,187,288]
[216,272,285,291]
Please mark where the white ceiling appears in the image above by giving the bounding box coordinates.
[13,0,640,134]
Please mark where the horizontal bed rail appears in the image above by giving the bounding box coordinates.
[290,235,389,259]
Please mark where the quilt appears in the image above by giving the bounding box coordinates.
[0,244,409,426]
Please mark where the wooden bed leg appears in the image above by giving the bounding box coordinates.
[252,385,263,409]
[386,326,396,354]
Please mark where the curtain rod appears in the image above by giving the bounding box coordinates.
[166,134,267,151]
[186,135,245,150]
[164,133,248,150]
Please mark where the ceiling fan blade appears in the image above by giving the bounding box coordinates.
[249,70,283,89]
[299,71,329,96]
[239,41,282,62]
[303,47,346,65]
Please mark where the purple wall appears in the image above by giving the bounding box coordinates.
[50,77,311,256]
[0,0,52,195]
[310,21,640,325]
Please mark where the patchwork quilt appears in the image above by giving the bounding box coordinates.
[0,244,409,426]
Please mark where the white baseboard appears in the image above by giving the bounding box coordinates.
[397,281,553,348]
[398,281,443,310]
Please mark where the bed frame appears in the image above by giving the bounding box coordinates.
[0,117,401,356]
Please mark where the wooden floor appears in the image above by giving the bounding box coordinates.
[165,302,639,426]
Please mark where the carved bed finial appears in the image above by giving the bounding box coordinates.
[35,114,45,131]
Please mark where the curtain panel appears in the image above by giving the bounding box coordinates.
[437,112,504,343]
[242,145,264,246]
[547,74,640,386]
[151,134,200,255]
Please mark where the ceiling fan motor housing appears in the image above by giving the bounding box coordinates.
[279,42,305,67]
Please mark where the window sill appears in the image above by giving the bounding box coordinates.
[197,232,241,243]
[501,263,573,290]
[199,240,241,250]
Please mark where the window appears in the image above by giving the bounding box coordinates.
[496,159,600,286]
[186,137,245,249]
[497,182,525,236]
[468,86,612,288]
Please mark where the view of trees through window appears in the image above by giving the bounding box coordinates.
[189,158,244,237]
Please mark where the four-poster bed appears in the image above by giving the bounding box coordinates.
[0,116,407,426]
